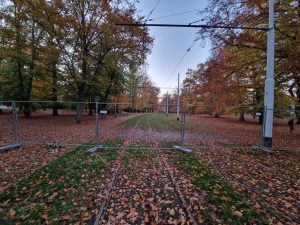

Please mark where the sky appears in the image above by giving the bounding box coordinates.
[136,0,211,94]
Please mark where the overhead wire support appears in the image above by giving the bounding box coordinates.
[115,23,269,31]
[162,38,199,87]
[141,9,206,23]
[144,0,161,24]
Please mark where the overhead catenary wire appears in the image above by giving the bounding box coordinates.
[115,23,269,31]
[162,38,199,87]
[142,9,206,23]
[115,21,268,90]
[144,0,161,24]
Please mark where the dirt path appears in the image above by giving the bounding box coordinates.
[90,117,197,224]
[99,150,195,224]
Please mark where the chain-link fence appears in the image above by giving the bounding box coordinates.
[0,101,21,152]
[13,101,98,147]
[184,104,300,151]
[1,101,299,153]
[98,102,183,150]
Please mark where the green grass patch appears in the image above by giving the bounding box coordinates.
[126,142,152,149]
[121,114,181,131]
[0,140,122,224]
[122,143,157,178]
[103,139,123,148]
[171,153,268,224]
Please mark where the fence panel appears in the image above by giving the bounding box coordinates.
[95,103,182,149]
[272,108,300,151]
[184,105,264,148]
[15,101,97,147]
[6,101,299,152]
[0,101,17,148]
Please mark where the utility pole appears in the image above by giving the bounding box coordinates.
[177,73,180,121]
[262,0,275,150]
[166,91,169,116]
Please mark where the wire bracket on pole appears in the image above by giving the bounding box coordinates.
[0,101,23,153]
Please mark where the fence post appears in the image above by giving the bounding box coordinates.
[0,101,22,152]
[180,107,184,148]
[173,105,192,154]
[86,101,103,154]
[181,108,186,148]
[95,101,99,147]
[12,100,18,144]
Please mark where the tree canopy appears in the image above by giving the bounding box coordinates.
[0,0,158,121]
[182,0,299,120]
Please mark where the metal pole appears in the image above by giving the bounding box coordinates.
[95,102,99,147]
[180,108,183,147]
[114,102,117,118]
[14,101,21,143]
[180,106,186,148]
[177,73,180,121]
[166,91,169,116]
[182,109,186,147]
[12,101,17,144]
[262,0,275,148]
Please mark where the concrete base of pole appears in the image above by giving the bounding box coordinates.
[0,144,22,153]
[251,145,273,154]
[173,145,192,154]
[262,137,272,148]
[261,147,273,153]
[86,145,104,154]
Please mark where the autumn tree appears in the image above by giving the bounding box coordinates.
[0,0,52,116]
[126,64,159,112]
[0,0,153,122]
[186,0,299,120]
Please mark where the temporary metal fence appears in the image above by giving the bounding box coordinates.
[1,101,299,153]
[0,101,22,152]
[184,104,300,152]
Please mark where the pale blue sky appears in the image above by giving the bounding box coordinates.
[136,0,211,94]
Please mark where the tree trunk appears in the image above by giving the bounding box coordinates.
[24,22,36,117]
[214,112,220,118]
[88,99,94,116]
[15,7,26,114]
[239,112,245,121]
[75,7,88,123]
[75,102,83,123]
[75,86,85,123]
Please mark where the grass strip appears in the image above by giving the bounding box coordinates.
[0,140,122,225]
[121,114,180,131]
[171,152,269,224]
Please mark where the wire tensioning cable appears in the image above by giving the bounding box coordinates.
[142,9,206,23]
[144,0,161,24]
[162,38,199,87]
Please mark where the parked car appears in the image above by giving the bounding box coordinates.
[0,105,12,114]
